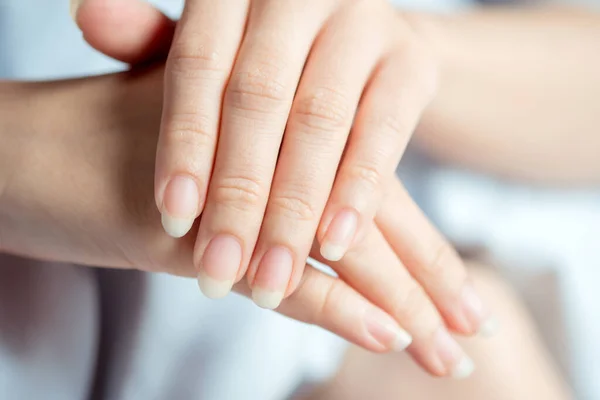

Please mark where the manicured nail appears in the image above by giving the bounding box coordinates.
[478,316,500,338]
[161,175,199,238]
[364,309,413,352]
[252,246,293,310]
[70,0,84,21]
[197,234,242,299]
[460,284,499,337]
[320,209,358,262]
[197,271,234,300]
[434,327,475,379]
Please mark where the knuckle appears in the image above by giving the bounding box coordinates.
[424,242,457,277]
[211,174,265,212]
[294,87,351,133]
[378,113,411,139]
[269,191,319,222]
[226,60,290,114]
[344,162,384,192]
[164,112,215,148]
[311,278,346,326]
[168,38,229,80]
[392,282,429,322]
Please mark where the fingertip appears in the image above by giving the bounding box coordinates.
[252,246,294,309]
[478,316,501,338]
[197,234,243,298]
[251,288,284,310]
[197,271,233,299]
[319,208,359,262]
[451,356,476,379]
[161,214,195,238]
[77,0,174,64]
[70,0,84,23]
[319,243,345,262]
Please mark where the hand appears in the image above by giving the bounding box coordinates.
[0,67,487,378]
[72,0,439,308]
[69,0,497,378]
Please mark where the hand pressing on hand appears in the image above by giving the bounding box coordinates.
[72,0,439,309]
[68,0,498,378]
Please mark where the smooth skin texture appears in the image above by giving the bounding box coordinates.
[299,266,573,400]
[71,0,511,378]
[71,0,600,387]
[72,0,442,313]
[0,66,484,378]
[406,8,600,185]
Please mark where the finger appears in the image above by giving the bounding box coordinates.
[157,0,250,238]
[377,178,498,337]
[310,225,475,379]
[318,43,438,262]
[73,0,175,64]
[234,264,410,353]
[194,1,333,300]
[246,1,387,308]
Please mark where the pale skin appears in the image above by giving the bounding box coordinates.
[1,0,597,387]
[71,0,451,317]
[301,266,574,400]
[408,8,600,185]
[0,67,482,378]
[70,0,600,322]
[70,0,600,390]
[68,0,504,379]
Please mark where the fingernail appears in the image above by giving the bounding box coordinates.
[434,327,475,379]
[70,0,84,21]
[197,234,242,299]
[161,175,199,238]
[197,271,234,300]
[460,284,499,337]
[252,246,293,310]
[364,309,413,352]
[320,209,358,262]
[478,316,500,338]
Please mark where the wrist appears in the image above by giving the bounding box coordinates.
[0,82,38,251]
[0,77,119,255]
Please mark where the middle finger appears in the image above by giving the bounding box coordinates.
[194,0,334,298]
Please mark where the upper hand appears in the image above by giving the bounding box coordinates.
[73,0,438,309]
[70,0,497,378]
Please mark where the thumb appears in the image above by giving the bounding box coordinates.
[72,0,175,65]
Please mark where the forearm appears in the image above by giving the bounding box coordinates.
[406,7,600,185]
[0,81,38,253]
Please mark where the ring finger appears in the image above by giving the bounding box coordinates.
[246,1,390,308]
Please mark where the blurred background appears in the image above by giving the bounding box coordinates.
[0,0,598,399]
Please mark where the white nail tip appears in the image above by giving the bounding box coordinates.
[393,330,413,352]
[452,357,476,379]
[161,214,194,238]
[252,288,284,310]
[70,0,83,21]
[478,317,500,338]
[197,273,233,299]
[320,244,345,262]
